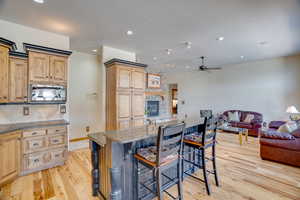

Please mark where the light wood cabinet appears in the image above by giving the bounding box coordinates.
[9,57,28,103]
[21,126,68,175]
[50,55,68,84]
[131,69,145,90]
[0,132,21,186]
[0,45,9,103]
[117,67,131,90]
[28,52,68,85]
[28,52,50,83]
[106,59,147,131]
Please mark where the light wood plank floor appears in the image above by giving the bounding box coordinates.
[1,133,299,200]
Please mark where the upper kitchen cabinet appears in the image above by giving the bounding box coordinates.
[50,56,68,84]
[106,59,146,91]
[105,59,147,131]
[28,51,50,83]
[24,43,72,85]
[0,38,17,103]
[9,52,28,103]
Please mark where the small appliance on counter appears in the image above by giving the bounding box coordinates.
[29,84,67,104]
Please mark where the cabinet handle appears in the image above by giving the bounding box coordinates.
[55,154,60,158]
[32,132,37,135]
[33,143,39,146]
[34,159,40,163]
[3,96,7,99]
[53,139,59,143]
[46,76,49,78]
[24,96,27,98]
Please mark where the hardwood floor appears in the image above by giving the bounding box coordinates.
[1,132,299,200]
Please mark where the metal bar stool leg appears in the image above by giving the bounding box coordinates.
[212,143,220,187]
[177,159,183,200]
[156,168,163,200]
[201,149,211,195]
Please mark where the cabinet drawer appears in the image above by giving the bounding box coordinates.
[23,136,47,154]
[23,152,50,170]
[23,129,46,138]
[47,126,67,135]
[48,134,66,147]
[50,148,67,161]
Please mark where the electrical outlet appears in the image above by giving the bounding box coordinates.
[23,106,30,116]
[86,126,90,133]
[60,105,66,114]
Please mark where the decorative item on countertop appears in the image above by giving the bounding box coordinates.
[286,106,300,121]
[147,73,161,88]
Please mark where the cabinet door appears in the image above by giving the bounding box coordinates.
[50,56,67,84]
[0,46,9,103]
[131,69,145,91]
[132,92,145,118]
[28,52,50,83]
[132,118,145,128]
[117,90,131,118]
[9,58,28,103]
[117,67,131,90]
[117,91,131,130]
[117,119,131,130]
[0,132,20,186]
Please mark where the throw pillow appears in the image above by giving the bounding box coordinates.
[278,121,298,133]
[287,121,298,132]
[277,124,290,133]
[292,128,300,138]
[244,114,255,123]
[228,111,240,122]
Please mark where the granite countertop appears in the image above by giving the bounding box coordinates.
[0,120,70,134]
[88,119,201,146]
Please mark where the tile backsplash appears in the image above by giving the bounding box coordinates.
[0,104,66,124]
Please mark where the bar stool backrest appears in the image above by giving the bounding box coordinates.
[156,122,186,166]
[199,117,218,146]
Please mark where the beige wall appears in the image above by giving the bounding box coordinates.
[164,55,300,122]
[0,19,70,124]
[68,52,102,140]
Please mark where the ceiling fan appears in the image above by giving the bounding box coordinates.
[198,56,222,71]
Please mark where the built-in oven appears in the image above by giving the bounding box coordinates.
[29,84,67,104]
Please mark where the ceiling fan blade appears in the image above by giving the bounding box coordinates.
[206,67,222,70]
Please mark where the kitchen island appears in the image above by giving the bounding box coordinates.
[88,119,201,200]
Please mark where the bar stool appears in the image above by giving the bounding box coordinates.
[134,122,186,200]
[182,117,219,195]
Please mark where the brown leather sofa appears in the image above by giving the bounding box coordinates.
[260,121,300,167]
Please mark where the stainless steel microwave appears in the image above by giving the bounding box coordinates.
[29,84,67,103]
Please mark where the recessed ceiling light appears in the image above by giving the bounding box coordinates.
[127,30,133,35]
[34,0,44,3]
[240,56,245,59]
[92,49,98,52]
[153,57,157,61]
[185,65,190,69]
[217,37,224,41]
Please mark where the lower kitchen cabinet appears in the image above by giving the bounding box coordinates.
[20,126,68,176]
[0,125,68,185]
[0,131,21,186]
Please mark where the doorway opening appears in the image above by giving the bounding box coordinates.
[169,84,178,117]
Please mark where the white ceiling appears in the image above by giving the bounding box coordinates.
[0,0,300,72]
